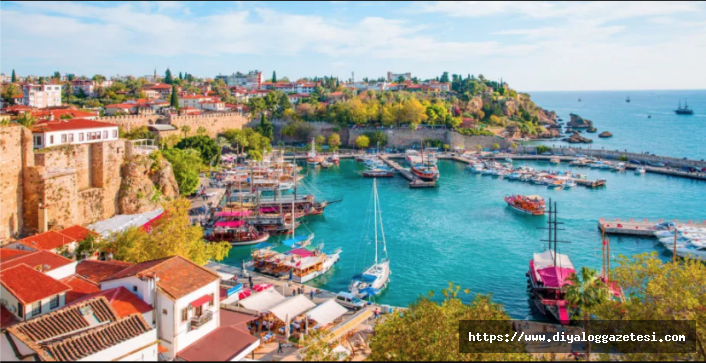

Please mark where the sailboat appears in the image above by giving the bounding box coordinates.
[675,99,694,115]
[306,138,321,165]
[349,179,391,299]
[281,165,314,248]
[410,141,440,182]
[626,96,630,103]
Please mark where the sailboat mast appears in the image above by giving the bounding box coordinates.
[373,179,378,265]
[377,179,388,260]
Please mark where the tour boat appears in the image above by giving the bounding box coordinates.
[674,99,694,115]
[405,150,422,166]
[504,195,546,215]
[349,179,391,299]
[547,180,564,189]
[411,163,440,181]
[527,200,575,325]
[306,138,321,165]
[206,219,270,246]
[331,153,340,165]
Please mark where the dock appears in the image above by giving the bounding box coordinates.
[379,155,437,188]
[597,218,706,237]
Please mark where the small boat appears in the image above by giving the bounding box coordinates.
[646,161,665,167]
[564,180,577,189]
[306,138,321,165]
[349,179,391,298]
[331,153,340,165]
[506,172,521,181]
[626,96,630,103]
[505,195,545,215]
[321,159,334,168]
[547,180,564,189]
[505,157,513,163]
[549,157,560,164]
[647,115,652,119]
[675,241,706,261]
[635,167,646,174]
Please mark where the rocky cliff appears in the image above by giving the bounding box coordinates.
[568,113,593,129]
[118,155,179,215]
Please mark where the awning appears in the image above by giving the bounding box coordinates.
[358,287,379,298]
[269,295,316,323]
[158,345,170,354]
[282,235,308,247]
[537,266,575,289]
[252,284,273,292]
[326,308,373,342]
[215,211,252,217]
[215,221,245,228]
[190,294,211,308]
[260,207,279,214]
[287,248,314,258]
[238,289,285,313]
[306,299,348,327]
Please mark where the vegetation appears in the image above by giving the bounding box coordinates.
[369,283,532,361]
[327,133,341,151]
[281,120,314,143]
[158,149,201,196]
[119,126,155,140]
[104,198,231,265]
[221,127,272,161]
[1,83,22,104]
[175,135,221,166]
[363,130,387,148]
[256,113,274,140]
[16,113,37,129]
[535,145,551,154]
[170,84,179,109]
[354,135,370,149]
[300,329,349,361]
[565,267,610,360]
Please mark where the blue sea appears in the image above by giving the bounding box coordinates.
[222,90,706,321]
[527,90,706,160]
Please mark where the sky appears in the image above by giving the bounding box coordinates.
[1,1,705,91]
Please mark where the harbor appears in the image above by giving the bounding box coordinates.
[598,218,706,237]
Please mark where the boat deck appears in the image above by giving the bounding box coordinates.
[598,218,706,237]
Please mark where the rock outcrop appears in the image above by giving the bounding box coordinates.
[536,129,561,139]
[537,108,558,125]
[599,131,613,138]
[587,127,597,133]
[568,113,594,129]
[563,132,593,144]
[118,155,179,215]
[502,99,518,117]
[467,96,483,114]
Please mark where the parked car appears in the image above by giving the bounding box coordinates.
[336,292,367,310]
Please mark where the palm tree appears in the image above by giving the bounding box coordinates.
[216,136,229,152]
[16,113,37,129]
[181,125,191,138]
[196,126,207,136]
[564,267,609,361]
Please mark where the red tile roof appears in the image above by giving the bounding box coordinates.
[16,230,76,251]
[104,103,137,108]
[57,225,98,243]
[104,256,219,299]
[0,248,32,262]
[177,311,257,361]
[60,274,101,303]
[0,250,74,272]
[31,109,98,120]
[31,118,118,133]
[4,105,33,112]
[76,259,133,284]
[0,264,72,304]
[146,83,172,90]
[70,287,153,318]
[7,297,153,361]
[0,305,20,329]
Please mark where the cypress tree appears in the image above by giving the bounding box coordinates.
[165,69,173,84]
[11,69,16,83]
[179,72,183,80]
[170,85,179,109]
[272,71,277,83]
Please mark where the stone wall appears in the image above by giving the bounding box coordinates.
[0,126,32,242]
[516,146,706,169]
[170,113,251,138]
[271,120,348,144]
[96,115,162,131]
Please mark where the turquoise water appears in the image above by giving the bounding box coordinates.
[528,90,706,160]
[222,159,705,319]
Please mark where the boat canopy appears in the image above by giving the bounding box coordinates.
[282,235,309,247]
[358,287,380,297]
[351,274,377,283]
[533,250,574,270]
[214,220,245,228]
[260,207,279,214]
[215,210,252,217]
[287,248,315,258]
[537,266,576,289]
[272,244,292,254]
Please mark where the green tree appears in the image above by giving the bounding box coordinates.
[257,113,274,140]
[11,69,16,83]
[492,143,500,150]
[196,126,207,136]
[16,113,37,129]
[180,125,191,138]
[565,267,609,361]
[175,135,221,166]
[364,130,387,148]
[272,71,277,83]
[327,133,341,151]
[74,234,104,261]
[300,329,348,361]
[2,83,22,104]
[314,135,325,151]
[104,198,231,265]
[370,283,532,361]
[160,149,201,195]
[165,68,173,84]
[536,145,551,154]
[170,85,179,109]
[354,135,370,149]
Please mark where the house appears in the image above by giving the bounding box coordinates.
[6,225,97,255]
[215,70,263,89]
[104,103,138,115]
[326,92,345,103]
[75,259,134,284]
[30,118,119,149]
[144,89,161,99]
[387,71,411,82]
[175,310,260,361]
[2,296,159,361]
[200,100,225,112]
[21,84,62,108]
[178,94,216,109]
[144,83,173,97]
[288,93,309,104]
[179,107,201,116]
[72,79,95,97]
[99,256,221,360]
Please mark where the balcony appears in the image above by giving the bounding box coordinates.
[190,310,213,330]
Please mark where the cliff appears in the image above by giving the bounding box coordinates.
[118,155,179,215]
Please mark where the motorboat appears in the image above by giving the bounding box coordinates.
[635,167,646,174]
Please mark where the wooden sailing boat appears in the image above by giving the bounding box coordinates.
[349,179,391,299]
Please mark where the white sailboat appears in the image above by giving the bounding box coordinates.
[349,179,391,299]
[306,138,321,165]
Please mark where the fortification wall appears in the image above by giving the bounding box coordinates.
[95,114,163,131]
[516,146,706,169]
[0,126,32,242]
[448,132,513,151]
[170,113,251,138]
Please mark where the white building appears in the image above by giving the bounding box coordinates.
[200,100,225,112]
[387,71,411,82]
[72,79,95,97]
[31,118,119,149]
[99,256,222,360]
[22,84,62,108]
[216,70,263,89]
[179,94,215,109]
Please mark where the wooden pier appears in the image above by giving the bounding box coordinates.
[379,156,437,188]
[597,218,706,237]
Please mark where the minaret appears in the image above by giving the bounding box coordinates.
[154,68,157,78]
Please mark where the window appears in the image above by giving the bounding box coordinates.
[67,133,74,143]
[35,136,42,146]
[79,133,84,141]
[61,134,67,143]
[133,286,138,292]
[209,293,215,307]
[50,135,54,144]
[32,301,41,316]
[50,295,60,309]
[181,308,188,322]
[17,303,23,318]
[112,130,117,138]
[103,130,108,139]
[195,305,203,318]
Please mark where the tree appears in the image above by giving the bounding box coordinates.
[369,283,532,361]
[170,85,179,109]
[180,125,191,138]
[354,135,370,149]
[196,126,207,136]
[364,130,387,148]
[74,234,104,261]
[11,69,16,83]
[300,329,348,361]
[401,98,428,128]
[439,71,450,83]
[314,135,325,151]
[257,113,274,140]
[327,133,341,151]
[272,71,277,83]
[165,68,173,84]
[2,83,22,104]
[16,113,37,129]
[175,135,221,166]
[178,71,183,80]
[104,198,231,265]
[565,267,610,361]
[160,149,201,195]
[492,143,500,150]
[425,104,449,127]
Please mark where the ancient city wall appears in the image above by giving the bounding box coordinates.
[0,126,32,242]
[95,114,162,131]
[516,146,706,169]
[170,112,251,138]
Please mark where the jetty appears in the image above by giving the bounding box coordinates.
[598,218,706,237]
[379,155,437,188]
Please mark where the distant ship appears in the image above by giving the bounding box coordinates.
[578,98,581,102]
[675,99,694,115]
[626,96,630,103]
